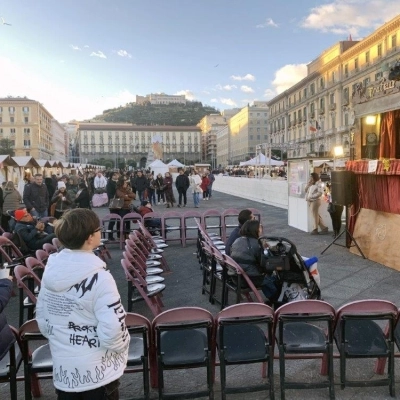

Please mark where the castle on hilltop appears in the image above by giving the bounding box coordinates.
[135,93,186,105]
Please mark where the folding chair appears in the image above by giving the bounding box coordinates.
[51,237,63,251]
[0,236,28,269]
[152,307,214,399]
[182,211,203,246]
[120,212,143,249]
[221,254,264,308]
[100,213,122,245]
[161,211,184,246]
[124,313,152,400]
[334,299,397,397]
[275,300,336,400]
[35,249,49,265]
[203,209,223,237]
[216,303,274,400]
[42,243,57,255]
[125,240,163,270]
[221,208,240,241]
[122,251,165,285]
[120,259,165,315]
[19,319,52,400]
[0,325,21,400]
[137,221,168,249]
[14,265,41,327]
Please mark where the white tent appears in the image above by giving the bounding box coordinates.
[149,159,169,177]
[168,159,184,167]
[240,153,284,166]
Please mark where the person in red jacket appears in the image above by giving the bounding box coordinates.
[138,200,162,235]
[200,174,210,200]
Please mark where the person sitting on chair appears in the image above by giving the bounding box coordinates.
[138,200,162,234]
[14,208,56,250]
[225,209,254,256]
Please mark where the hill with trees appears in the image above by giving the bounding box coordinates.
[91,101,220,126]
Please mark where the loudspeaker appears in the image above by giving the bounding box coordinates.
[331,170,356,206]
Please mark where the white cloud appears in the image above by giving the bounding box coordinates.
[84,45,90,48]
[210,98,218,103]
[272,63,308,94]
[231,74,255,81]
[263,89,275,98]
[256,18,279,28]
[117,49,132,58]
[301,0,399,35]
[241,85,254,93]
[0,57,135,122]
[70,45,81,51]
[90,51,107,59]
[175,90,195,101]
[220,98,237,107]
[216,84,237,91]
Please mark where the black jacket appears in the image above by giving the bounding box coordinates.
[106,179,118,199]
[74,188,91,209]
[134,175,149,192]
[175,174,190,190]
[0,278,15,360]
[23,183,49,213]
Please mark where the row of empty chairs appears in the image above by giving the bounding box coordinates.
[6,300,400,399]
[100,208,262,248]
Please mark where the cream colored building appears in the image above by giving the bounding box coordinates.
[51,119,68,162]
[0,97,54,159]
[136,93,186,105]
[228,103,269,164]
[77,123,201,166]
[267,14,400,160]
[216,125,230,167]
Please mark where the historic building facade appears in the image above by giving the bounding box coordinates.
[76,122,201,166]
[0,97,58,159]
[267,14,400,160]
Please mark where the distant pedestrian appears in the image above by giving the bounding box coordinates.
[190,170,202,208]
[175,169,190,207]
[163,172,175,208]
[201,174,210,200]
[207,171,215,197]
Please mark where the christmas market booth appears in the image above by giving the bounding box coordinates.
[347,75,400,270]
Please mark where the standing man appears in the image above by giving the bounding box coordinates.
[134,170,149,202]
[23,173,49,219]
[207,170,215,198]
[36,209,129,399]
[189,170,202,208]
[175,169,190,207]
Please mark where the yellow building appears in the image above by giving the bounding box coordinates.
[0,97,55,159]
[228,103,269,164]
[77,122,201,166]
[267,14,400,161]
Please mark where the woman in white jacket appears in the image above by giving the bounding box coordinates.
[189,170,202,208]
[36,209,129,399]
[305,172,328,235]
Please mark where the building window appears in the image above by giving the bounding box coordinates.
[10,128,15,134]
[320,98,325,110]
[0,117,2,124]
[23,106,29,113]
[329,93,335,104]
[343,87,349,103]
[344,113,349,126]
[8,107,15,114]
[354,58,358,70]
[310,83,315,95]
[26,151,30,156]
[344,64,348,77]
[24,128,30,134]
[375,71,383,81]
[24,117,29,124]
[320,77,324,89]
[24,139,31,147]
[392,34,397,48]
[10,117,14,123]
[377,43,382,57]
[363,77,370,87]
[365,51,370,63]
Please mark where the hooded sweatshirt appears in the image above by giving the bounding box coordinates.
[36,249,129,392]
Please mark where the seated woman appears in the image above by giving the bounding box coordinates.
[138,201,162,234]
[230,219,278,304]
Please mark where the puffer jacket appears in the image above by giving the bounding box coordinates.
[2,189,22,215]
[51,190,72,212]
[36,250,130,392]
[116,187,135,209]
[23,183,49,213]
[0,278,15,361]
[230,236,263,277]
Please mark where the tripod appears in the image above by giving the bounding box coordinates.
[321,204,366,258]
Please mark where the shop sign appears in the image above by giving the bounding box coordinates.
[352,78,400,105]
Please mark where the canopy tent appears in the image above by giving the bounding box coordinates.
[149,159,169,177]
[168,159,184,167]
[240,153,284,167]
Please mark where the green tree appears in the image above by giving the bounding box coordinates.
[0,138,15,156]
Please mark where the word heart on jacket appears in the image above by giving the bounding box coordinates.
[36,249,130,392]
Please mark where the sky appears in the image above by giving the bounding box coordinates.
[0,0,399,122]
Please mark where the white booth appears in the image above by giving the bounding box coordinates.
[287,159,332,232]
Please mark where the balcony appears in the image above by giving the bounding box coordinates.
[319,108,325,115]
[329,103,336,111]
[337,125,348,133]
[325,128,337,135]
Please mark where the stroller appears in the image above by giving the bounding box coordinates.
[259,236,321,308]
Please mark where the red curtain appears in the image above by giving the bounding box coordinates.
[379,110,400,159]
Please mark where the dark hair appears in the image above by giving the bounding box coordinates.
[79,182,86,189]
[116,177,126,188]
[238,209,253,225]
[240,220,261,239]
[55,209,99,249]
[310,172,319,182]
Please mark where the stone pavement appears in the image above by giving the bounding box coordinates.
[2,187,400,399]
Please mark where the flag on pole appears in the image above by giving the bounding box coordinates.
[309,125,317,132]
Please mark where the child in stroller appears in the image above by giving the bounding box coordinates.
[259,236,321,307]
